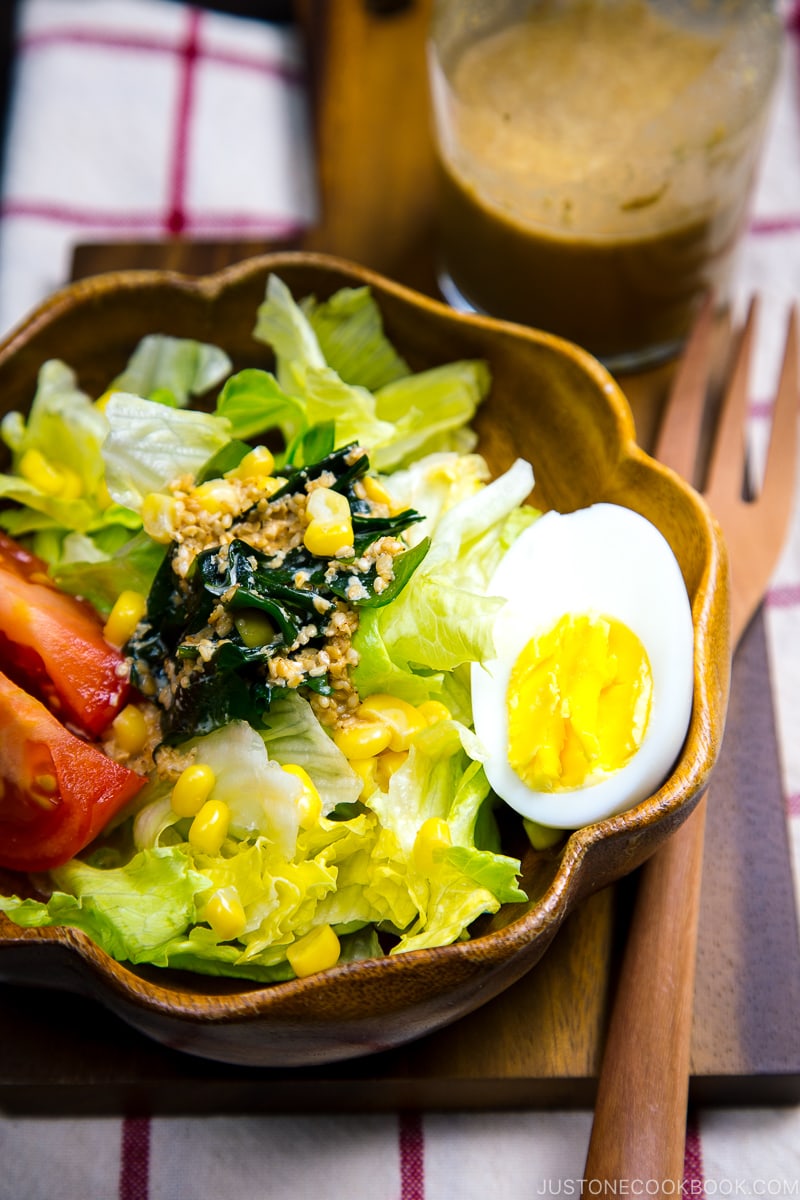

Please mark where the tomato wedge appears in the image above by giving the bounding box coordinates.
[0,532,130,736]
[0,670,146,872]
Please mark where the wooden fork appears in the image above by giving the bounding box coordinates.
[584,296,799,1190]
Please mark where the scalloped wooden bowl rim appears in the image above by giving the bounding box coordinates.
[0,251,730,1035]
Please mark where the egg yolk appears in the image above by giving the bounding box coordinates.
[506,613,653,792]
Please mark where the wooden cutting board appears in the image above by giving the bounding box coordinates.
[1,0,799,1113]
[1,602,797,1112]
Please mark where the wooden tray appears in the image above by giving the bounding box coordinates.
[1,601,798,1113]
[2,0,800,1113]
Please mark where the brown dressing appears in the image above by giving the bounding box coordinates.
[431,1,780,364]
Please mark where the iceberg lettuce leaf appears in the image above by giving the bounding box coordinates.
[372,360,490,471]
[353,458,537,696]
[102,393,233,511]
[302,285,411,391]
[0,847,210,964]
[109,334,231,408]
[50,529,165,615]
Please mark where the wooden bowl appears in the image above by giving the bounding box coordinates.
[0,251,730,1067]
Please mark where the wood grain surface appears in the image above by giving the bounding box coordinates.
[1,0,799,1112]
[1,607,797,1113]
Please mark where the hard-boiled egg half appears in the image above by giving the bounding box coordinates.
[471,503,694,829]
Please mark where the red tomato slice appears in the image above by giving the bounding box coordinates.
[0,670,146,872]
[0,532,130,736]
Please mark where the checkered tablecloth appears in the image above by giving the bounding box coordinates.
[0,2,799,1198]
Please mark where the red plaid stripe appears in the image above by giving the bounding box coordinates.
[1,3,310,241]
[399,1111,425,1200]
[684,1113,706,1197]
[119,1117,151,1200]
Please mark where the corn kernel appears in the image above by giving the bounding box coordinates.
[225,445,275,480]
[171,763,216,818]
[18,448,70,497]
[349,756,379,799]
[234,610,276,648]
[189,799,230,855]
[358,694,427,752]
[304,519,353,558]
[417,699,451,726]
[375,748,409,790]
[333,717,392,760]
[141,492,179,543]
[104,589,147,647]
[111,704,149,755]
[204,886,247,941]
[303,486,353,558]
[362,475,395,510]
[191,478,239,513]
[287,924,341,978]
[282,763,322,829]
[413,817,452,873]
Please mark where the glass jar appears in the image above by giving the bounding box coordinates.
[427,0,783,370]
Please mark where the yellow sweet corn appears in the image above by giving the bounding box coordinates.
[141,492,179,543]
[358,694,427,752]
[417,699,451,726]
[18,448,82,499]
[188,799,230,855]
[225,445,275,479]
[362,475,394,510]
[111,704,149,755]
[190,478,239,514]
[171,763,216,818]
[204,887,247,941]
[104,589,147,647]
[19,447,62,494]
[282,763,322,829]
[286,924,341,978]
[413,816,452,873]
[303,486,353,558]
[332,718,392,760]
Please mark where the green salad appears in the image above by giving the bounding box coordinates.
[0,275,538,983]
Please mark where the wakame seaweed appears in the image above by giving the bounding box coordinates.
[126,444,428,744]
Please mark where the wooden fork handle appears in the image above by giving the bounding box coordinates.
[584,796,707,1189]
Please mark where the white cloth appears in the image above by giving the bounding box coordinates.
[1,2,799,1197]
[0,0,318,335]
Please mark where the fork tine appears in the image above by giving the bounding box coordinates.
[703,296,758,510]
[654,292,715,482]
[759,305,799,513]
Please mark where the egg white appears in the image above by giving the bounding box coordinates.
[471,503,695,829]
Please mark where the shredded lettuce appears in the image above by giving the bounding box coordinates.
[0,361,110,536]
[102,393,233,512]
[251,273,491,468]
[0,847,210,965]
[108,334,232,408]
[301,285,411,391]
[0,335,232,578]
[352,458,539,704]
